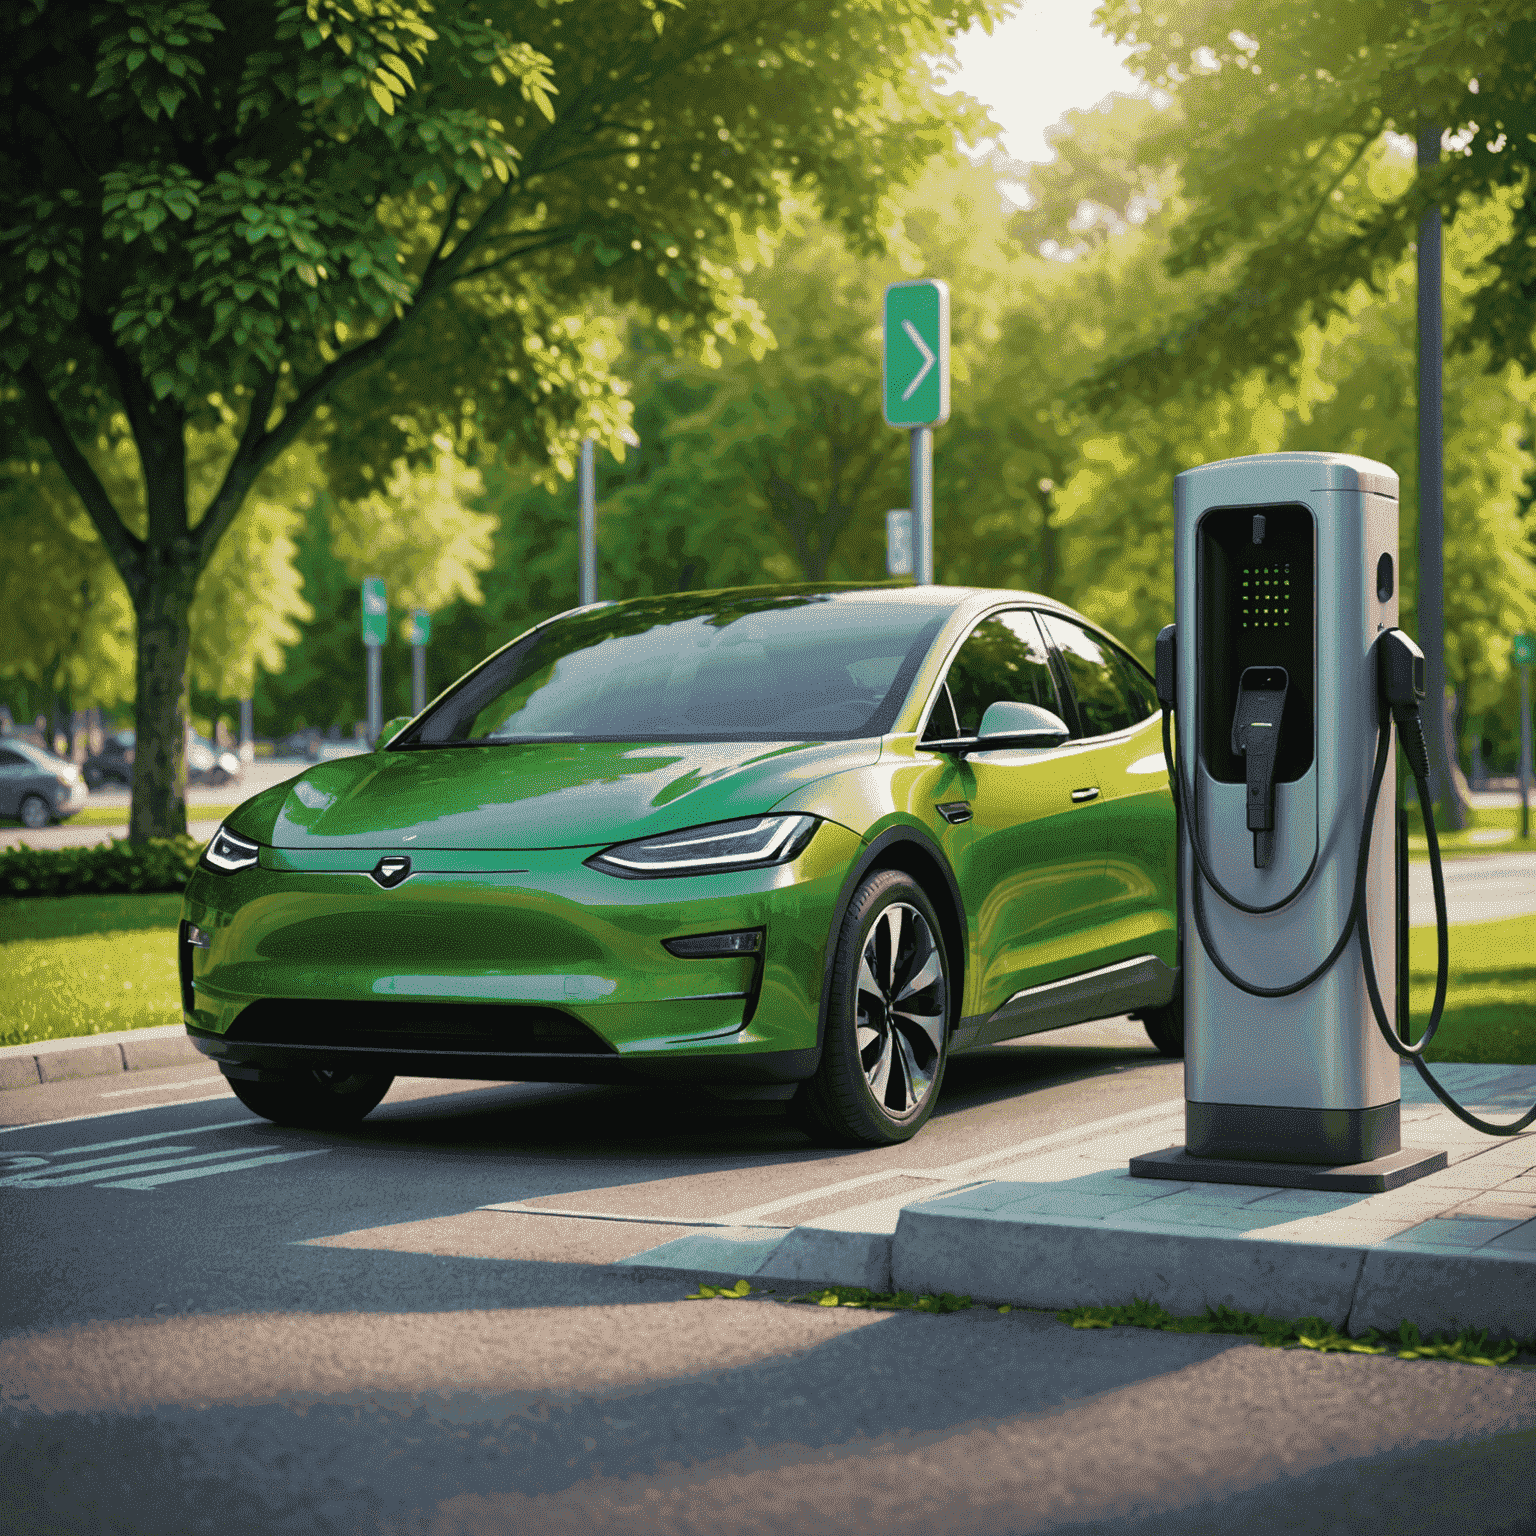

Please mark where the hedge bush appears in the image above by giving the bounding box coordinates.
[0,836,203,897]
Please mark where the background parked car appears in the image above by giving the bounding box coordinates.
[82,730,243,789]
[0,737,88,827]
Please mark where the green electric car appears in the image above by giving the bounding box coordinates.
[181,584,1179,1145]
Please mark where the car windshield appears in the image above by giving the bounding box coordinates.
[402,589,952,745]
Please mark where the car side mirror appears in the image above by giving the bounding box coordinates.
[974,700,1071,750]
[376,716,413,749]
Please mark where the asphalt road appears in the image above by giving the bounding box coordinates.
[3,1021,1533,1536]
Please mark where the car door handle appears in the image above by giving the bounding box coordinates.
[936,801,972,825]
[1070,786,1099,803]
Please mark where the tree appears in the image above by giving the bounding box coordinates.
[1,0,1003,839]
[1080,0,1536,824]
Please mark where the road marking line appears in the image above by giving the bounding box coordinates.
[0,1146,197,1183]
[99,1077,225,1098]
[6,1148,284,1188]
[708,1098,1185,1227]
[482,1099,1186,1233]
[100,1148,328,1189]
[482,1202,791,1230]
[3,1118,254,1159]
[0,1095,240,1135]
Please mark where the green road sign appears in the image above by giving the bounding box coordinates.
[883,279,949,428]
[407,609,431,647]
[1516,632,1535,666]
[361,576,388,648]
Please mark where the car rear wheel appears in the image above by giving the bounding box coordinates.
[19,794,52,830]
[1140,994,1185,1057]
[796,870,950,1147]
[221,1068,394,1129]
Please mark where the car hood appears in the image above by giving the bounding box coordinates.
[230,739,879,851]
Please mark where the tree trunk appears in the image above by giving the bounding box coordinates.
[128,564,198,842]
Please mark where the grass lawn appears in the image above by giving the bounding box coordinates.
[2,894,1533,1062]
[0,893,183,1048]
[1406,803,1536,859]
[0,804,237,831]
[1412,914,1536,1065]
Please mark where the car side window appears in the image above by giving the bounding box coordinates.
[1038,614,1138,737]
[1111,644,1159,723]
[923,610,1063,740]
[0,748,29,768]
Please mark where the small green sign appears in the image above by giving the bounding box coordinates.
[883,279,949,428]
[406,609,431,647]
[361,576,387,648]
[1516,632,1535,666]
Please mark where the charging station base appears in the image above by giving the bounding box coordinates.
[1128,1145,1448,1194]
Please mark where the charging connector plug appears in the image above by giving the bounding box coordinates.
[1231,666,1289,869]
[1378,628,1430,780]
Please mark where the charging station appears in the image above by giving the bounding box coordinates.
[1132,452,1449,1191]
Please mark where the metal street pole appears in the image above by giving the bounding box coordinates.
[1520,660,1532,842]
[911,426,933,585]
[238,697,254,765]
[411,643,426,715]
[579,436,597,606]
[366,648,382,744]
[1416,118,1466,830]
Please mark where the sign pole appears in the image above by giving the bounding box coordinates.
[409,610,431,716]
[579,436,597,606]
[360,576,387,744]
[883,280,949,588]
[910,427,933,586]
[1520,651,1533,844]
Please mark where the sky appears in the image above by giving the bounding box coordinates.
[941,0,1145,166]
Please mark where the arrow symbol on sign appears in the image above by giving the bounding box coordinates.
[900,319,936,401]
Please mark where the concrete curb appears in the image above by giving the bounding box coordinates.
[615,1068,1536,1340]
[0,1023,202,1090]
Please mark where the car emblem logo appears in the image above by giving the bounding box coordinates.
[370,855,412,889]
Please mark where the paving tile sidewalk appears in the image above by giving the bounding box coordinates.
[622,1064,1536,1340]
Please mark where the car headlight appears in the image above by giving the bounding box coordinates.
[585,814,819,879]
[201,823,261,874]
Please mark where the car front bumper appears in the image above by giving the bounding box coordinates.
[180,821,862,1085]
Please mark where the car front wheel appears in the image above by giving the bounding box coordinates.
[222,1068,394,1129]
[796,870,951,1146]
[19,794,52,830]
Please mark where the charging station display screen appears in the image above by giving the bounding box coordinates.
[1240,561,1294,630]
[1198,503,1314,785]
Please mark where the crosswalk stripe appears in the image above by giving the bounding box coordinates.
[99,1148,328,1189]
[0,1146,197,1185]
[6,1147,283,1188]
[5,1119,254,1159]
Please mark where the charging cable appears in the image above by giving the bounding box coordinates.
[1356,632,1536,1136]
[1157,623,1534,1136]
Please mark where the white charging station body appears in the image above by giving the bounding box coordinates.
[1174,452,1401,1166]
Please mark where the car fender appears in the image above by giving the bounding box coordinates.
[811,821,969,1051]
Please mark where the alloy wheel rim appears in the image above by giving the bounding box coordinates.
[855,901,947,1119]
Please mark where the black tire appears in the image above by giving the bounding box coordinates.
[795,870,952,1147]
[1140,993,1185,1058]
[19,794,52,830]
[222,1067,393,1129]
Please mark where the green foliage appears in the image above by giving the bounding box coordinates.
[0,836,201,898]
[1059,1298,1527,1366]
[791,1286,972,1312]
[1087,0,1536,403]
[1,0,1007,837]
[686,1279,757,1300]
